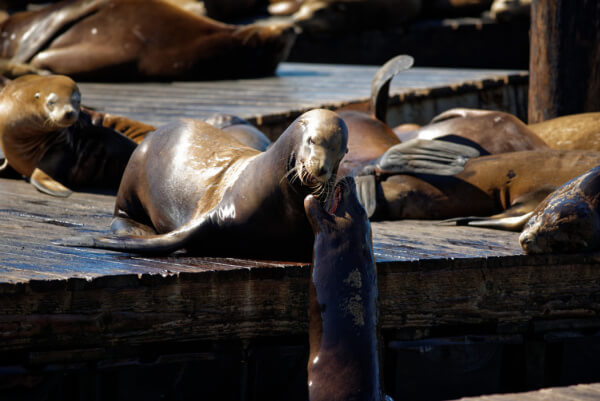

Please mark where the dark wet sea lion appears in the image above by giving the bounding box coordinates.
[528,113,600,151]
[376,149,600,222]
[520,165,600,254]
[0,74,137,197]
[408,108,549,155]
[0,0,296,81]
[204,114,271,151]
[305,176,382,401]
[59,109,348,260]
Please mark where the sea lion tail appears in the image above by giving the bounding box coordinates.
[55,218,209,254]
[369,55,414,122]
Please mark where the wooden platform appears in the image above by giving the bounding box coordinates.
[456,383,600,401]
[77,62,529,138]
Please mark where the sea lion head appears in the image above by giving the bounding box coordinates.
[10,75,81,130]
[520,166,600,254]
[289,109,348,208]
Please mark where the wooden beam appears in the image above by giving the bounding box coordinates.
[528,0,600,123]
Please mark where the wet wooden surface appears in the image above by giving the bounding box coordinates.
[456,382,600,401]
[77,62,528,136]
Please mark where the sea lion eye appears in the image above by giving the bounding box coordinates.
[34,93,40,99]
[307,137,314,145]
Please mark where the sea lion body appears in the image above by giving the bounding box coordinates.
[377,149,600,220]
[0,74,136,196]
[67,109,348,260]
[410,108,549,155]
[529,113,600,151]
[520,166,600,254]
[305,176,382,401]
[1,0,296,81]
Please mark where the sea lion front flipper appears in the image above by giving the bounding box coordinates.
[82,107,155,144]
[354,173,377,217]
[376,138,480,176]
[370,55,414,122]
[30,168,73,197]
[442,211,535,231]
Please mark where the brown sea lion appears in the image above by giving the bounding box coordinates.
[305,176,382,401]
[375,150,600,225]
[528,113,600,151]
[204,114,271,151]
[58,109,349,261]
[0,0,296,81]
[520,165,600,254]
[408,108,549,155]
[489,0,531,22]
[0,74,137,197]
[268,0,304,16]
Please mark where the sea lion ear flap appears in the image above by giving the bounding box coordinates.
[30,168,73,197]
[304,194,330,232]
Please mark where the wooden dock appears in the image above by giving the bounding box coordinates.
[1,63,599,401]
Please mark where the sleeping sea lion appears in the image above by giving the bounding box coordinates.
[528,113,600,151]
[305,176,382,401]
[404,108,549,155]
[376,149,600,226]
[58,109,349,261]
[0,0,296,81]
[520,165,600,254]
[0,74,137,197]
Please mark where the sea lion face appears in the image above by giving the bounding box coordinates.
[520,166,600,254]
[291,109,348,206]
[10,75,81,129]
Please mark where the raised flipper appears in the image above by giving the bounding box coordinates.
[375,138,480,176]
[30,168,73,197]
[354,174,377,217]
[82,107,155,144]
[13,0,109,63]
[55,213,214,255]
[369,55,414,122]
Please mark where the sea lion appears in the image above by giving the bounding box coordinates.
[0,0,296,81]
[405,108,549,155]
[58,109,349,260]
[528,113,600,151]
[305,176,382,401]
[83,107,155,144]
[0,74,137,197]
[204,114,271,151]
[375,149,600,225]
[268,0,304,16]
[489,0,531,22]
[520,165,600,254]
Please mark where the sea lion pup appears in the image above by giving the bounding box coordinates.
[58,109,349,260]
[404,108,549,155]
[0,0,296,81]
[0,74,137,197]
[520,166,600,254]
[204,114,272,151]
[305,176,383,401]
[528,113,600,151]
[376,149,600,227]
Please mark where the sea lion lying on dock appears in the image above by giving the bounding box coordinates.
[528,113,600,151]
[58,109,349,261]
[305,176,383,401]
[0,0,296,81]
[0,74,139,197]
[520,165,600,254]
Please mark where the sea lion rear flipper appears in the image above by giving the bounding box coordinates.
[30,168,73,197]
[354,174,377,217]
[442,211,535,231]
[370,55,414,122]
[376,138,480,176]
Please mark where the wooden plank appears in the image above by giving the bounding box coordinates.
[454,383,600,401]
